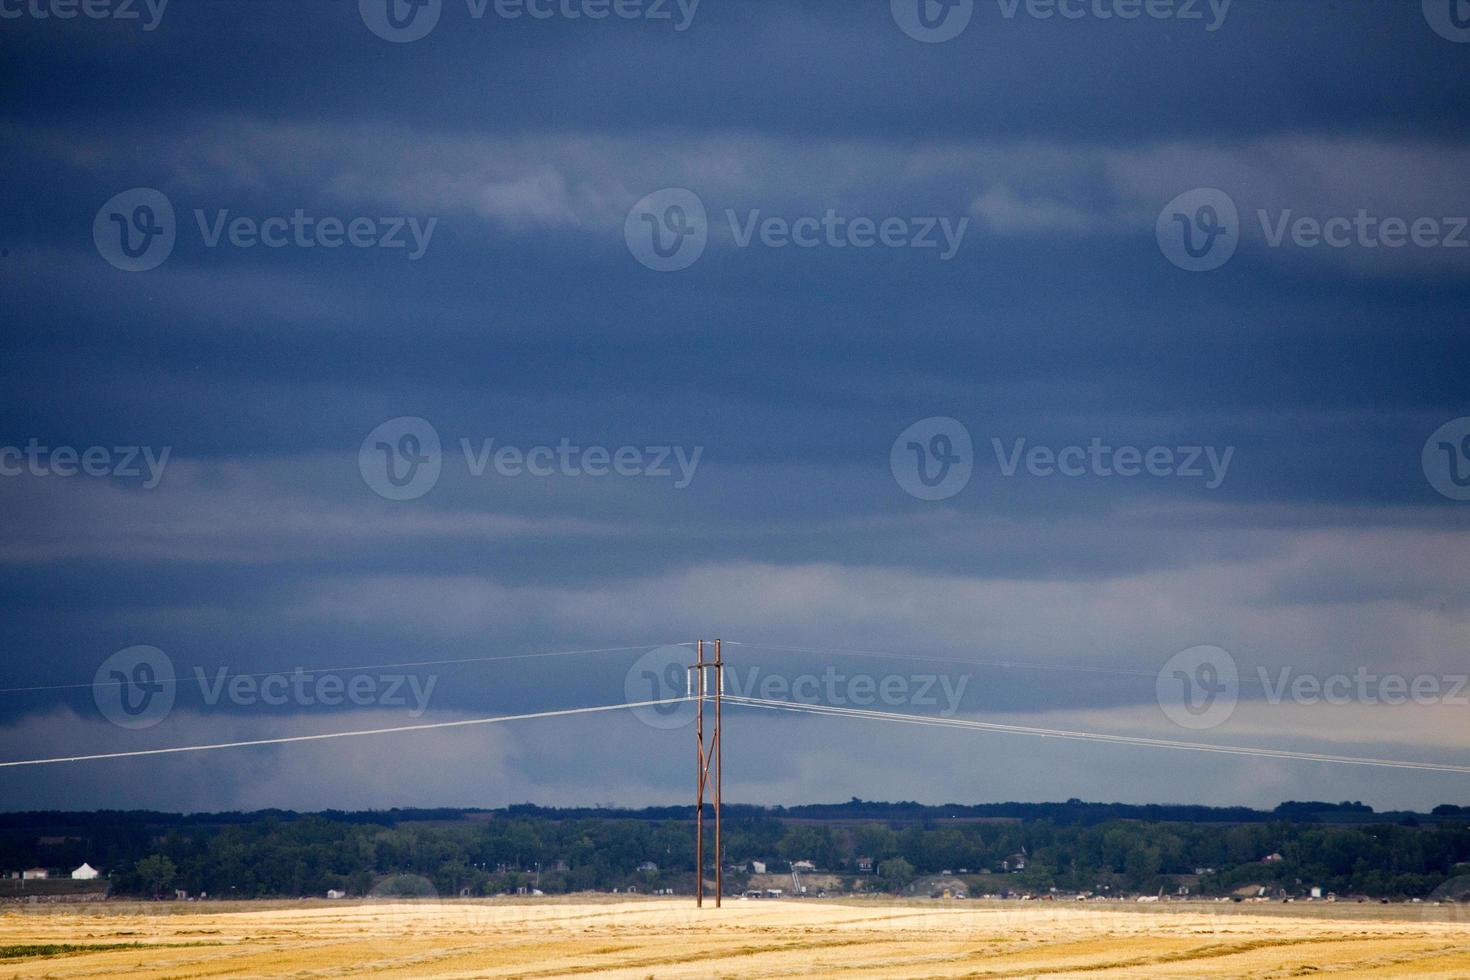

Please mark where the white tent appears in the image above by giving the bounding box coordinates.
[71,863,100,880]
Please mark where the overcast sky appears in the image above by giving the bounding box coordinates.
[1,0,1468,813]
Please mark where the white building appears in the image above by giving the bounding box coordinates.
[22,868,48,880]
[71,863,100,880]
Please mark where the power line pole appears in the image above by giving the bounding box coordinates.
[690,638,723,908]
[694,638,703,908]
[715,636,722,907]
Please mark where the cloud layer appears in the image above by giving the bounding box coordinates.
[2,0,1468,812]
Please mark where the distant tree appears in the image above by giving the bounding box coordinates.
[852,824,900,862]
[778,825,839,869]
[437,860,471,896]
[135,854,177,899]
[880,857,915,888]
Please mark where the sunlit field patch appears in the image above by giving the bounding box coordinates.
[4,897,1470,979]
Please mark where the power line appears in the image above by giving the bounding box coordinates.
[7,661,1463,776]
[0,644,677,695]
[0,697,693,769]
[724,641,1315,691]
[724,695,1470,775]
[726,641,1159,679]
[1,638,1308,701]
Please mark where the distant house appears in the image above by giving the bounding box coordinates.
[637,861,658,873]
[22,868,48,880]
[791,860,816,872]
[1002,854,1027,873]
[71,863,100,880]
[1262,853,1285,864]
[750,860,767,875]
[326,889,346,899]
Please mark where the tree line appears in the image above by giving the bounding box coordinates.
[4,801,1469,900]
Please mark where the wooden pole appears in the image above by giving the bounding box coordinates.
[694,639,704,908]
[714,637,722,907]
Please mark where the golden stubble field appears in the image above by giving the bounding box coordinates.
[4,896,1470,979]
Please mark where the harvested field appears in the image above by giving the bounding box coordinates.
[3,897,1469,978]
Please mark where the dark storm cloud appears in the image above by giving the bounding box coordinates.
[2,1,1467,139]
[1,0,1468,810]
